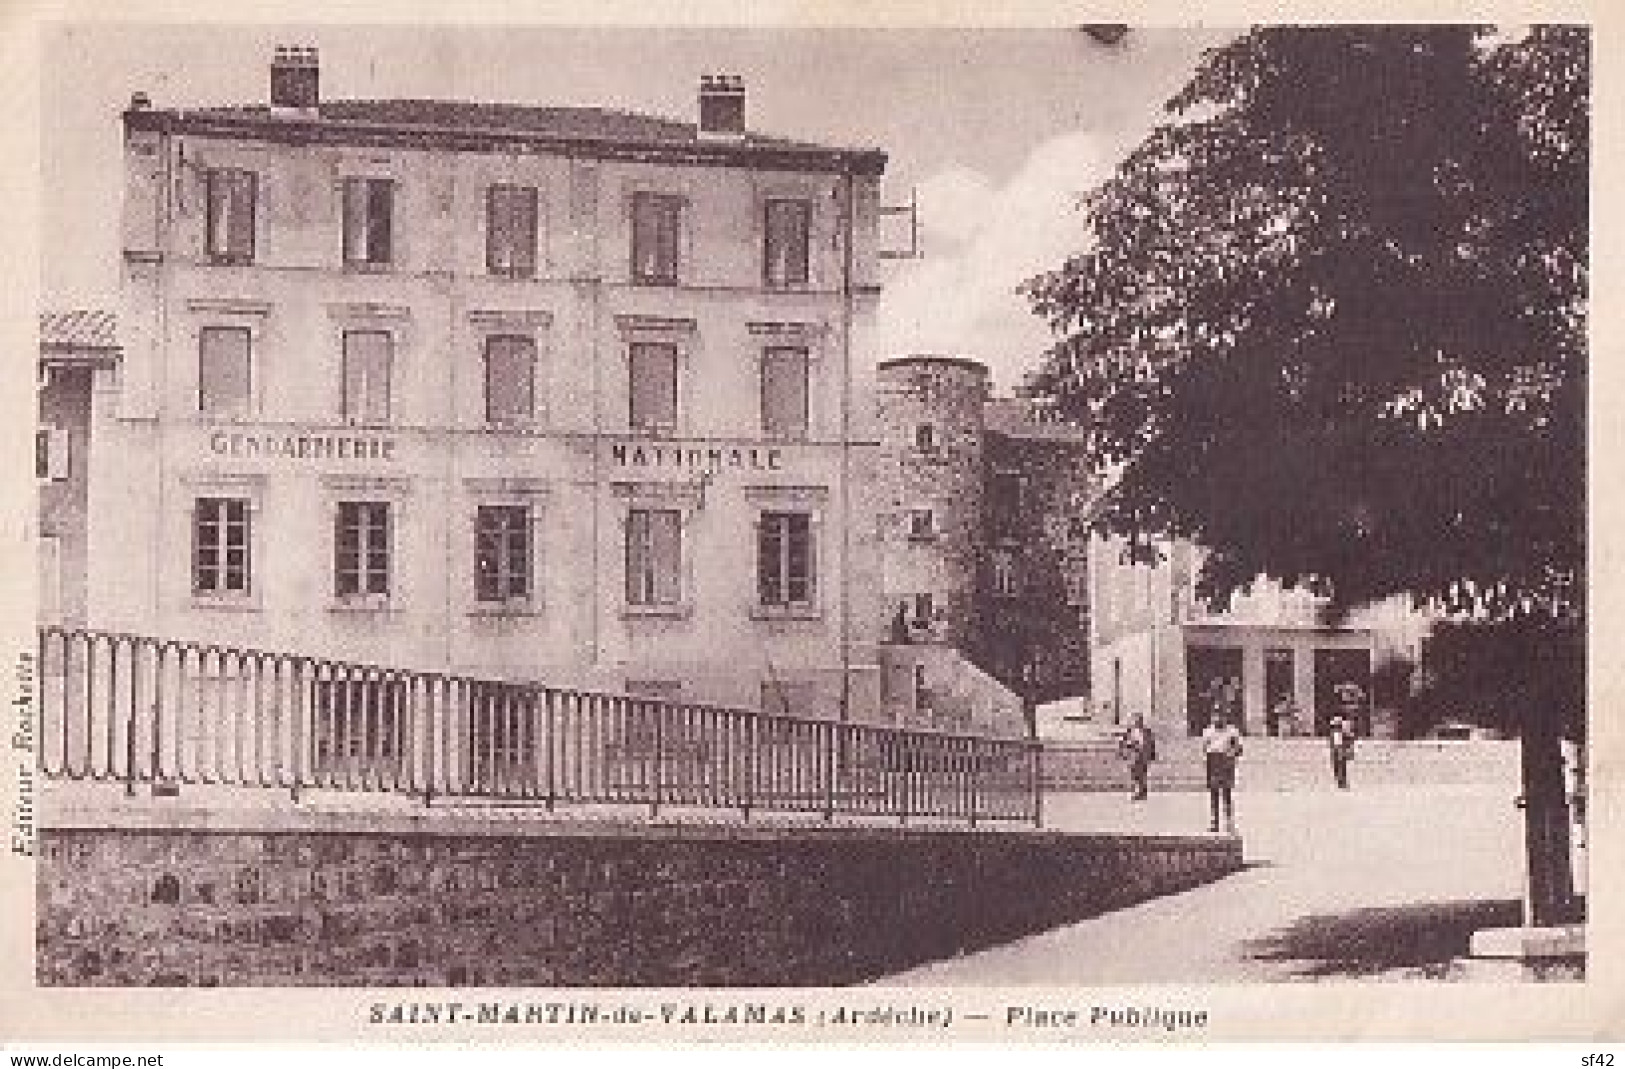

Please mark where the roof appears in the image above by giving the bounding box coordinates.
[40,310,120,354]
[984,397,1088,442]
[125,98,887,176]
[876,354,989,376]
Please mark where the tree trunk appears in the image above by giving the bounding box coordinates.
[1520,718,1576,927]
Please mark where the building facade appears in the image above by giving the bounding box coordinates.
[38,311,121,628]
[1089,537,1390,737]
[92,50,891,721]
[874,355,1093,728]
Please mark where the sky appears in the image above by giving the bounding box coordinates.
[41,24,1237,392]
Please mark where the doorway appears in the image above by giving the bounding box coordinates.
[1186,645,1243,735]
[1313,648,1372,735]
[1264,648,1295,736]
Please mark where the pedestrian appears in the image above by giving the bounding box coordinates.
[1201,711,1244,833]
[1268,696,1297,737]
[1328,713,1355,789]
[1118,714,1157,801]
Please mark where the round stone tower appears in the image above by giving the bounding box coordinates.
[874,355,989,648]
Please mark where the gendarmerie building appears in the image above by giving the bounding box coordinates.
[92,48,895,722]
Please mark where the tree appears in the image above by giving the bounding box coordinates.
[1027,25,1584,617]
[1025,26,1587,924]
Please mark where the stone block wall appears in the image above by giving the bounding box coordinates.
[37,819,1239,987]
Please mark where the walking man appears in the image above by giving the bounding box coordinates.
[1118,714,1157,801]
[1201,711,1244,833]
[1328,713,1355,789]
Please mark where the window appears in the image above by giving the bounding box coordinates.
[35,427,69,481]
[908,508,936,540]
[626,508,681,607]
[914,424,937,452]
[628,342,678,433]
[334,501,391,600]
[193,497,251,596]
[990,472,1025,539]
[991,471,1023,516]
[204,168,256,264]
[758,511,815,610]
[475,505,532,603]
[626,679,682,701]
[991,547,1020,597]
[341,331,392,425]
[630,192,681,284]
[761,347,809,439]
[487,184,538,277]
[198,326,252,416]
[483,335,536,424]
[760,679,816,717]
[342,177,394,266]
[763,198,811,287]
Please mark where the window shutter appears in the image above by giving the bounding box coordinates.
[199,327,252,416]
[514,187,538,277]
[507,506,530,599]
[206,171,227,258]
[342,331,392,425]
[625,510,649,604]
[342,179,367,263]
[487,186,538,277]
[657,511,682,604]
[368,180,394,263]
[757,514,781,605]
[762,348,809,439]
[629,343,677,431]
[789,513,813,604]
[227,171,255,261]
[484,335,536,424]
[486,187,506,275]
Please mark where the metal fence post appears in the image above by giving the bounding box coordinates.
[821,721,836,822]
[542,688,557,812]
[123,637,140,797]
[650,700,664,819]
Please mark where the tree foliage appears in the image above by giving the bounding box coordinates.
[1025,26,1587,620]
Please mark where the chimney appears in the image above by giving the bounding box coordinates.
[270,45,320,114]
[128,92,151,111]
[698,75,745,140]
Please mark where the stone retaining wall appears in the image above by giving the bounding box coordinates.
[37,813,1240,987]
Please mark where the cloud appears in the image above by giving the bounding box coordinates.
[874,130,1127,392]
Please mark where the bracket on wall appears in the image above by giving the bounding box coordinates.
[879,187,920,260]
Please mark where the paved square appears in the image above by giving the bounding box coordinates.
[881,783,1537,983]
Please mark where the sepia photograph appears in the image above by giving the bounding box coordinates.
[4,5,1612,1046]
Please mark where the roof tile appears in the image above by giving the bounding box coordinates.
[189,98,848,154]
[40,309,119,351]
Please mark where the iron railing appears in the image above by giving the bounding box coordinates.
[35,627,1041,826]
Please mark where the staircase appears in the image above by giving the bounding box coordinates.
[1042,736,1520,792]
[880,642,1028,738]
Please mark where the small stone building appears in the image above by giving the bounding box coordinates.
[874,355,1094,724]
[37,310,121,627]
